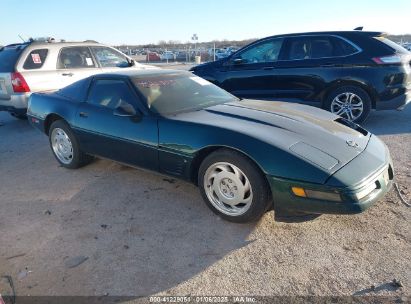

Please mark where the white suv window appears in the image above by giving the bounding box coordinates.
[57,47,96,69]
[91,47,129,68]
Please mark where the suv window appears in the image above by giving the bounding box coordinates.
[236,38,284,64]
[0,45,27,72]
[285,36,336,60]
[332,37,359,56]
[58,47,96,69]
[23,49,48,70]
[88,79,136,110]
[91,46,129,68]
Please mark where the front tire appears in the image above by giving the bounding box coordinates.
[324,86,371,123]
[49,120,92,169]
[198,149,272,223]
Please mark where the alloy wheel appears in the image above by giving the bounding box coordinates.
[204,162,253,216]
[331,92,364,121]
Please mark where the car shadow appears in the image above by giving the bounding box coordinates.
[362,105,411,136]
[1,158,259,298]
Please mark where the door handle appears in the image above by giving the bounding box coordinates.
[320,63,336,67]
[79,112,88,118]
[62,72,74,77]
[262,67,275,70]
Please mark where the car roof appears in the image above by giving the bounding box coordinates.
[94,69,189,79]
[257,30,385,40]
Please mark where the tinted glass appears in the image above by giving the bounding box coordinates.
[0,45,26,72]
[57,78,90,101]
[132,73,236,115]
[237,38,284,63]
[88,79,135,110]
[286,36,336,60]
[58,47,96,69]
[333,37,359,56]
[91,47,129,67]
[23,49,48,70]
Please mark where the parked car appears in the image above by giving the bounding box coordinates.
[160,51,176,61]
[27,70,393,223]
[0,39,155,119]
[175,51,188,62]
[146,52,161,61]
[191,31,411,123]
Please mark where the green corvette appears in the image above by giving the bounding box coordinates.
[27,70,394,223]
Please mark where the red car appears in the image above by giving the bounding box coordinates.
[146,52,161,62]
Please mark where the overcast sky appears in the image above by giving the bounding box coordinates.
[1,0,410,45]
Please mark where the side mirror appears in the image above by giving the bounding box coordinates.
[232,58,244,65]
[114,102,137,117]
[129,59,136,66]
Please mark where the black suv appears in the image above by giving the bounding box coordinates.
[191,31,411,123]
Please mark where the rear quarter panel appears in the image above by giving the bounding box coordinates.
[27,93,78,133]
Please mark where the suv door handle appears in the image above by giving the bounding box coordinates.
[262,67,275,70]
[79,112,88,118]
[62,72,74,77]
[320,63,336,67]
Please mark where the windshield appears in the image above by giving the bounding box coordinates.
[132,73,236,115]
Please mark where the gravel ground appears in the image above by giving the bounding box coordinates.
[0,104,410,302]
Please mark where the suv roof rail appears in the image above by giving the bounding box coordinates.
[354,26,363,31]
[84,40,98,43]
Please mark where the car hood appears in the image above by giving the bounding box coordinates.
[171,99,371,174]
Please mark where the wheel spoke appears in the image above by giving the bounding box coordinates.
[203,161,253,217]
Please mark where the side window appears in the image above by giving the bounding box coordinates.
[236,38,284,64]
[332,37,359,56]
[286,36,335,60]
[23,49,48,70]
[91,47,129,68]
[57,47,96,69]
[88,79,136,113]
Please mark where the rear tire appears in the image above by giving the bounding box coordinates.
[198,149,272,223]
[48,120,93,169]
[324,86,371,124]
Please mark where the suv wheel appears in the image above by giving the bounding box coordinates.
[325,86,371,123]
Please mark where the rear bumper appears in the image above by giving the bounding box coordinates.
[0,93,30,112]
[376,89,411,110]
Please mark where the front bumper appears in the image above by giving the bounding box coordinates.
[268,165,393,215]
[268,136,394,215]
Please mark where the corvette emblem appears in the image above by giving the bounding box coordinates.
[346,140,359,148]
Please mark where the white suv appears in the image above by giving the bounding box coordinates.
[0,39,156,119]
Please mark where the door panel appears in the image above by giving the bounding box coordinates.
[56,46,102,88]
[72,78,158,171]
[74,104,158,171]
[218,38,284,100]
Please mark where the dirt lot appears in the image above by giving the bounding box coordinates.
[0,101,410,302]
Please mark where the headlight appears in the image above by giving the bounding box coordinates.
[291,187,342,202]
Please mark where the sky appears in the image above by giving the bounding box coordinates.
[1,0,410,46]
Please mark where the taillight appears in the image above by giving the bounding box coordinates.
[372,55,402,65]
[11,72,30,93]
